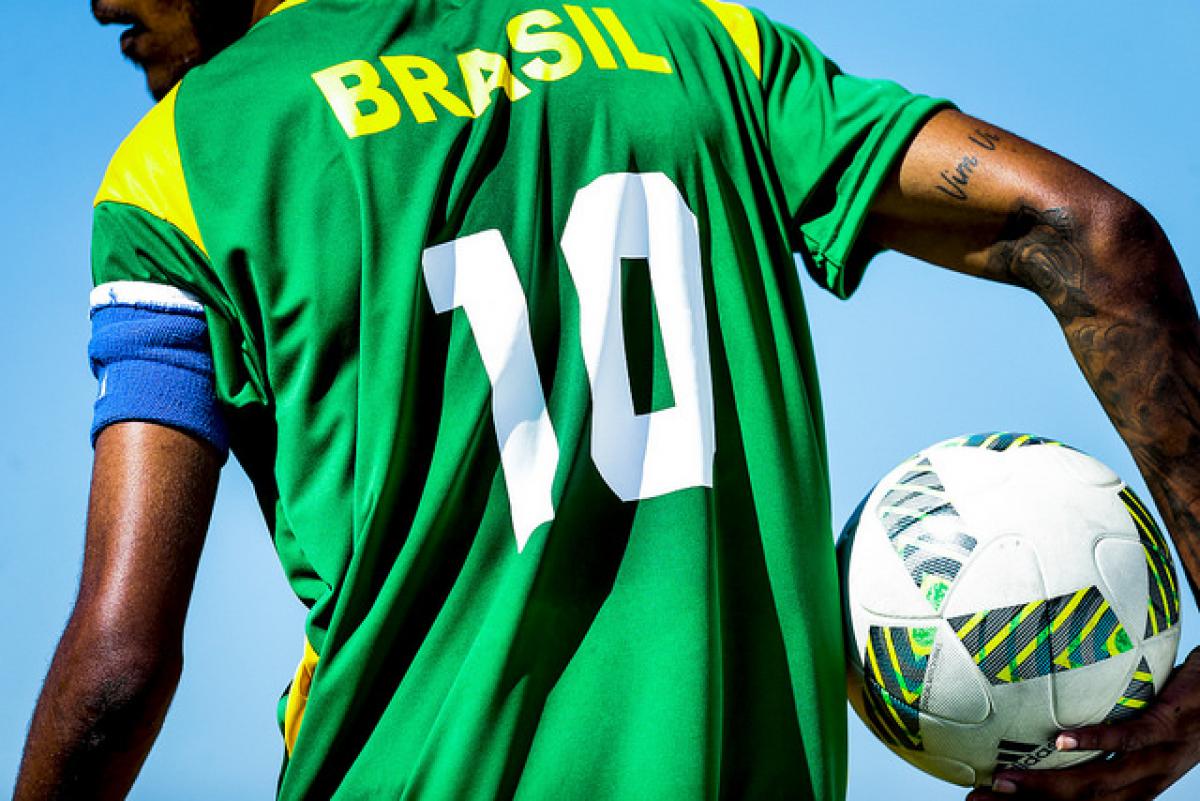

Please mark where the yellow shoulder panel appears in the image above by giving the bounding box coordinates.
[699,0,762,81]
[94,85,208,257]
[270,0,309,16]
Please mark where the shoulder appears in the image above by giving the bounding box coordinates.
[94,86,206,257]
[93,0,333,253]
[696,0,763,80]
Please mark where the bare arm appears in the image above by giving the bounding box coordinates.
[14,423,220,800]
[866,109,1200,800]
[867,108,1200,597]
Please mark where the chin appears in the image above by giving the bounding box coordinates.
[146,72,180,100]
[140,54,196,100]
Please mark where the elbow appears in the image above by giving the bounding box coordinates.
[59,616,183,731]
[998,189,1183,321]
[85,647,182,724]
[1081,191,1181,309]
[1088,191,1166,266]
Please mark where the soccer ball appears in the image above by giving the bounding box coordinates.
[837,433,1182,787]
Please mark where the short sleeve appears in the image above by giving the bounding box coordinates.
[91,85,269,414]
[92,200,207,290]
[756,14,953,298]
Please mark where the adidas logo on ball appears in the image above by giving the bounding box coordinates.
[995,739,1056,771]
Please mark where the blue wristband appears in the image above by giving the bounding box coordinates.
[88,282,230,459]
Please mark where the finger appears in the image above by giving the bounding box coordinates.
[1000,773,1172,801]
[992,745,1178,800]
[1120,775,1171,801]
[966,788,1022,801]
[963,775,1041,800]
[965,788,1045,801]
[965,788,1002,800]
[1057,717,1161,755]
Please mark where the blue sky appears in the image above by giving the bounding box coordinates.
[2,1,1198,798]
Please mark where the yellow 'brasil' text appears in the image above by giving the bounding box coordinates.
[312,5,673,138]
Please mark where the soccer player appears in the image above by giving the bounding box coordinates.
[14,0,1200,799]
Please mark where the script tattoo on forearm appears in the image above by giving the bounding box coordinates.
[933,128,1002,201]
[988,202,1200,598]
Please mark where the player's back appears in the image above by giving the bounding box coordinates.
[92,0,946,797]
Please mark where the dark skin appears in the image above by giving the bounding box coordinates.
[14,4,1200,799]
[15,8,270,800]
[868,111,1200,800]
[90,0,269,99]
[13,423,221,800]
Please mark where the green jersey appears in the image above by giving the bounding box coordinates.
[91,0,947,797]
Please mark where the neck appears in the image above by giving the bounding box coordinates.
[251,0,287,25]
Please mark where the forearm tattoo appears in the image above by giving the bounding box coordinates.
[989,206,1096,325]
[988,203,1200,600]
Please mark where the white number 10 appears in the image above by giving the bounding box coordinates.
[422,173,715,552]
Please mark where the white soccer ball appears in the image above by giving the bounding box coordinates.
[837,433,1182,787]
